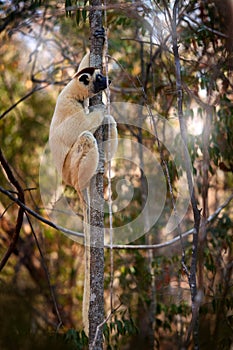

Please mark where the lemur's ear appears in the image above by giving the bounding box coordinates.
[73,67,96,79]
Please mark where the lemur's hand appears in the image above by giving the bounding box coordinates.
[94,27,105,39]
[89,104,106,114]
[102,114,116,126]
[102,115,117,143]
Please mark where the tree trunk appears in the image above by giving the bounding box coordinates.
[88,1,105,349]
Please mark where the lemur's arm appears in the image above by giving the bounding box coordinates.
[78,52,118,161]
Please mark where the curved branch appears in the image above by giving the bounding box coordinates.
[0,186,84,240]
[25,213,63,330]
[1,185,232,251]
[0,84,49,120]
[109,192,233,249]
[0,149,25,271]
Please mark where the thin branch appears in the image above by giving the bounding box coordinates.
[150,112,187,270]
[1,185,232,250]
[170,0,201,348]
[0,201,15,218]
[183,14,229,39]
[0,84,49,120]
[104,16,114,317]
[29,5,48,79]
[206,194,232,223]
[108,192,233,249]
[25,213,63,330]
[0,186,84,239]
[121,37,162,46]
[90,303,122,350]
[0,149,24,271]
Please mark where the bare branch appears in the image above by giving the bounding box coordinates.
[0,186,84,240]
[108,192,233,249]
[0,149,24,271]
[0,85,49,121]
[1,185,232,251]
[25,213,63,330]
[90,303,122,350]
[183,14,229,39]
[169,0,201,347]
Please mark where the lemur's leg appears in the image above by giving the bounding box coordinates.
[63,131,99,192]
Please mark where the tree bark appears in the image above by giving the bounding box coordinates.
[88,1,105,349]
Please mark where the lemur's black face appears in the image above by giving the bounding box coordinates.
[75,67,111,97]
[93,73,111,93]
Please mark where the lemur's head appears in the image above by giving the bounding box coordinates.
[73,67,111,99]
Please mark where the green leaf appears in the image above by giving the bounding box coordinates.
[82,9,87,22]
[76,9,81,25]
[103,323,110,342]
[116,320,124,335]
[81,330,88,345]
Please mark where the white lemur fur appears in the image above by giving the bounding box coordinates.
[49,52,118,335]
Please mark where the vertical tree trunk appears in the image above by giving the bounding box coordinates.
[88,1,105,349]
[170,1,201,348]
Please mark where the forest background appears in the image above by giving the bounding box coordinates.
[0,0,233,349]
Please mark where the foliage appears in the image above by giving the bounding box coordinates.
[103,314,138,350]
[0,0,233,349]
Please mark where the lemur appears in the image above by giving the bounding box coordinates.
[49,53,118,335]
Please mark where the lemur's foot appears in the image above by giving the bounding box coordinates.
[79,131,97,153]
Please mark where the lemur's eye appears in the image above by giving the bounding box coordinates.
[79,74,90,86]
